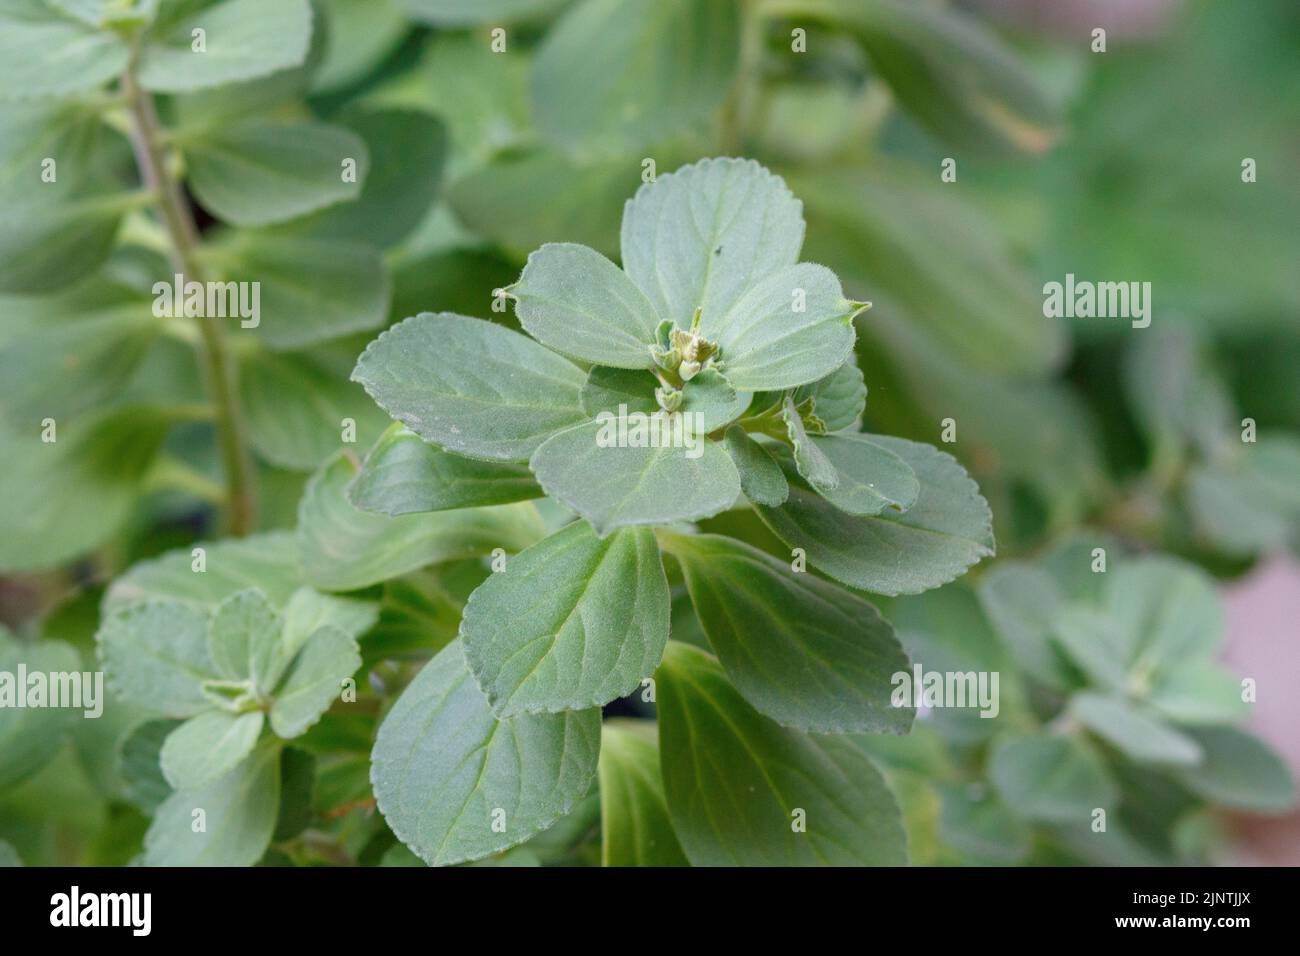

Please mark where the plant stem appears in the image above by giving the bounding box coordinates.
[719,0,766,153]
[120,53,257,536]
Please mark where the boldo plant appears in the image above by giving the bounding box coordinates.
[350,157,995,865]
[89,157,997,866]
[1,0,1295,871]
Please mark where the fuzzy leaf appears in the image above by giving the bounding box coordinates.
[657,642,907,865]
[662,533,912,734]
[722,427,788,506]
[529,420,741,535]
[353,313,587,462]
[988,734,1116,824]
[138,0,312,93]
[371,641,601,866]
[621,158,805,331]
[461,521,669,716]
[185,121,367,226]
[792,359,866,433]
[0,0,129,100]
[598,722,689,867]
[104,532,302,611]
[512,243,662,368]
[207,588,283,692]
[704,263,858,390]
[269,626,360,738]
[298,452,545,591]
[97,600,216,718]
[783,400,917,516]
[349,423,541,516]
[1070,692,1202,767]
[143,739,281,866]
[1174,726,1295,812]
[756,436,993,595]
[160,710,264,791]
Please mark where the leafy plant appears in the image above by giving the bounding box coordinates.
[1,0,1295,869]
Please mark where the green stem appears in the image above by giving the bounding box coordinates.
[121,50,257,536]
[719,0,766,153]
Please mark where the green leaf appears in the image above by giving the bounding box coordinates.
[662,533,912,734]
[678,370,749,433]
[756,436,993,595]
[1049,606,1129,691]
[782,401,918,516]
[512,243,661,368]
[371,640,601,866]
[938,782,1031,865]
[581,367,746,435]
[313,0,408,93]
[794,0,1060,154]
[793,359,866,433]
[704,263,858,390]
[240,343,391,471]
[1174,726,1295,813]
[1186,435,1300,556]
[159,710,264,791]
[349,423,540,517]
[1069,692,1202,767]
[0,293,157,424]
[117,718,180,813]
[0,0,129,100]
[621,158,805,332]
[1103,556,1223,671]
[0,98,131,291]
[207,588,283,692]
[143,739,281,866]
[401,0,566,25]
[529,420,741,535]
[448,149,636,261]
[269,626,360,738]
[0,631,81,789]
[1147,662,1249,726]
[988,733,1116,824]
[580,367,658,419]
[280,586,378,655]
[0,95,104,192]
[298,451,546,591]
[0,187,132,294]
[104,531,301,611]
[532,0,739,155]
[290,108,446,248]
[1123,324,1235,460]
[0,406,174,572]
[976,563,1074,690]
[657,642,906,865]
[598,722,689,867]
[185,121,367,227]
[461,520,669,717]
[353,313,587,462]
[722,427,788,506]
[97,600,216,717]
[212,234,389,351]
[0,840,19,867]
[138,0,312,93]
[795,166,1065,375]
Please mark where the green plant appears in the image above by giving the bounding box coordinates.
[1,0,1296,869]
